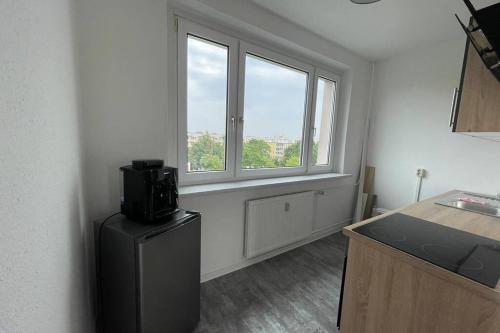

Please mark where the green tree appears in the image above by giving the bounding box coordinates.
[242,139,276,169]
[283,141,300,160]
[311,142,319,165]
[281,141,301,167]
[284,155,300,167]
[278,141,318,166]
[200,154,223,170]
[188,133,225,171]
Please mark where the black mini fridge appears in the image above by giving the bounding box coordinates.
[97,210,201,333]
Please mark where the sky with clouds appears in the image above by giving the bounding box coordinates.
[187,36,308,141]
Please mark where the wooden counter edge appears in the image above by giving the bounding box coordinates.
[342,190,500,302]
[343,190,458,234]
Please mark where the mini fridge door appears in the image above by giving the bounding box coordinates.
[137,215,201,333]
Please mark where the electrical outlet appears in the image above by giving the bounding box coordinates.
[416,168,427,178]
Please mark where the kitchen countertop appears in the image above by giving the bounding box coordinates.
[343,190,500,298]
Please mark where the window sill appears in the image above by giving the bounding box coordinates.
[179,173,352,198]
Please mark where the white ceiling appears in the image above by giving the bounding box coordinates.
[250,0,498,60]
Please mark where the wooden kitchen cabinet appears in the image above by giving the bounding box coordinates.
[340,192,500,333]
[452,40,500,136]
[340,238,500,333]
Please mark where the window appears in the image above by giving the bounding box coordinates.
[178,20,238,184]
[241,54,309,170]
[177,18,340,184]
[311,74,337,169]
[186,36,228,173]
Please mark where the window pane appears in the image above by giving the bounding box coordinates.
[312,77,336,166]
[186,35,228,173]
[242,54,308,169]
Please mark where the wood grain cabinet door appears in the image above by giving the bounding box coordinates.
[454,41,500,133]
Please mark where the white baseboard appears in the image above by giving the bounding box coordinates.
[200,218,352,283]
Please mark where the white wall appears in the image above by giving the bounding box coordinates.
[0,1,92,332]
[77,0,371,283]
[0,1,371,330]
[76,0,169,221]
[171,0,373,176]
[368,38,500,210]
[171,0,372,278]
[181,177,355,280]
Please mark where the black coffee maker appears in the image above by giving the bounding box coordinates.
[120,160,179,223]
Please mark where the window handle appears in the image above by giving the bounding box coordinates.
[238,116,244,124]
[231,116,236,131]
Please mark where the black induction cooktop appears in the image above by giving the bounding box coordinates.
[354,213,500,288]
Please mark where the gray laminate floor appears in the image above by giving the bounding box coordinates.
[195,232,347,333]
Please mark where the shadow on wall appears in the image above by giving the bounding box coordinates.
[68,2,97,330]
[67,183,95,332]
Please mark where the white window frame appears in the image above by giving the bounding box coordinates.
[176,17,342,185]
[177,19,239,185]
[308,69,340,174]
[235,41,315,179]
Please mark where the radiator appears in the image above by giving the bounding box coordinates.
[244,191,315,258]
